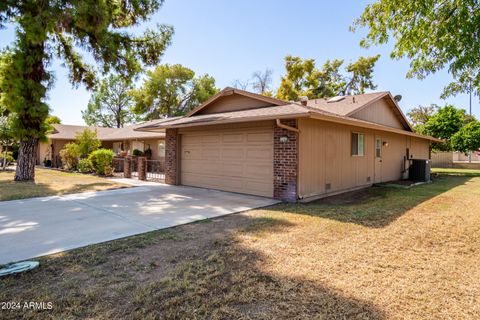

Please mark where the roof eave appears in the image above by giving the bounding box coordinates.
[136,113,310,130]
[309,112,442,142]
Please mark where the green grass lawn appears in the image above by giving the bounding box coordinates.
[0,168,129,201]
[1,170,479,319]
[432,167,480,176]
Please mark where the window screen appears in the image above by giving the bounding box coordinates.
[375,138,382,158]
[158,140,166,157]
[351,133,365,156]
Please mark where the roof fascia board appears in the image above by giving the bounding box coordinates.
[141,113,310,130]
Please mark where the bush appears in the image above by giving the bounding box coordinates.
[144,148,152,158]
[77,158,93,173]
[59,143,81,170]
[1,151,14,166]
[88,149,114,175]
[43,159,52,167]
[75,128,101,158]
[132,149,143,156]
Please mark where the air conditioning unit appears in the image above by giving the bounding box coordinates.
[409,159,431,182]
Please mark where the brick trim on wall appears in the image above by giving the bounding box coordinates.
[165,128,178,185]
[273,119,299,202]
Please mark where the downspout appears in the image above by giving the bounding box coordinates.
[276,119,299,132]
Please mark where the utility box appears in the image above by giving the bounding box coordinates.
[409,159,431,182]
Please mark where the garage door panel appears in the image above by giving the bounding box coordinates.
[244,164,272,179]
[180,126,273,197]
[222,148,245,159]
[201,135,221,144]
[247,132,273,143]
[223,133,244,143]
[182,135,202,145]
[246,147,273,160]
[182,160,221,175]
[220,163,244,177]
[201,148,221,159]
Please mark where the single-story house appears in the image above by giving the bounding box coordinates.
[37,120,167,166]
[136,87,441,202]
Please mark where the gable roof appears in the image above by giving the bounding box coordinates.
[186,87,288,117]
[135,88,441,142]
[306,92,412,131]
[48,121,167,141]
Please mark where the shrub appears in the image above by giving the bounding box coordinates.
[88,149,115,175]
[75,128,101,158]
[144,148,152,158]
[132,149,143,156]
[59,143,81,170]
[77,158,93,173]
[1,151,14,167]
[43,158,52,167]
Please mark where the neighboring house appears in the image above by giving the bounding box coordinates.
[137,87,441,202]
[37,121,167,166]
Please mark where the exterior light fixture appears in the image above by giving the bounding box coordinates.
[383,141,389,147]
[279,136,288,143]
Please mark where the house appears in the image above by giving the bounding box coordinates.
[37,121,167,166]
[136,87,441,202]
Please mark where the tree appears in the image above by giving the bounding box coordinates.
[276,55,380,101]
[0,115,14,171]
[74,129,101,158]
[0,1,173,181]
[45,115,61,125]
[451,121,480,154]
[82,74,137,128]
[423,105,471,151]
[252,69,273,95]
[131,64,218,119]
[353,0,480,99]
[407,105,437,134]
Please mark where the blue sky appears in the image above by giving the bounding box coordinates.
[1,0,478,125]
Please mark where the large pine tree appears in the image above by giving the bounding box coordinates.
[0,0,173,181]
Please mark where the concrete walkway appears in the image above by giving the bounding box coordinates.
[0,183,279,264]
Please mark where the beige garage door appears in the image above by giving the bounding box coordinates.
[180,126,274,197]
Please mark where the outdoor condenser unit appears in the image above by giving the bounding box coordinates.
[409,159,431,182]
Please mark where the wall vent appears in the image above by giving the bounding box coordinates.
[367,176,371,182]
[325,183,331,190]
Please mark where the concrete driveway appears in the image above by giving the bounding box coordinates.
[0,183,278,264]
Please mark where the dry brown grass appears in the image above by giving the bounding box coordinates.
[0,168,129,201]
[1,171,480,319]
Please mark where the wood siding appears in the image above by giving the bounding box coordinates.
[196,94,275,115]
[298,118,430,199]
[350,98,405,129]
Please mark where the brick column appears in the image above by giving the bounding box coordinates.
[274,119,298,202]
[124,157,131,178]
[137,156,147,181]
[165,128,178,185]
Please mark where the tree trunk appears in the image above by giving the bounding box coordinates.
[14,138,38,181]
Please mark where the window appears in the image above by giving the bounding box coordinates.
[351,133,365,156]
[158,140,165,158]
[375,138,382,158]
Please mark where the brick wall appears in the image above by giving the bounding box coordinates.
[273,119,298,202]
[165,128,178,185]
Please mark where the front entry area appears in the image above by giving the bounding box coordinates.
[374,136,383,183]
[179,125,274,197]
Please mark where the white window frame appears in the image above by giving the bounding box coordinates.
[158,140,166,158]
[351,132,365,157]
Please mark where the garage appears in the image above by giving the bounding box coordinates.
[179,124,274,197]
